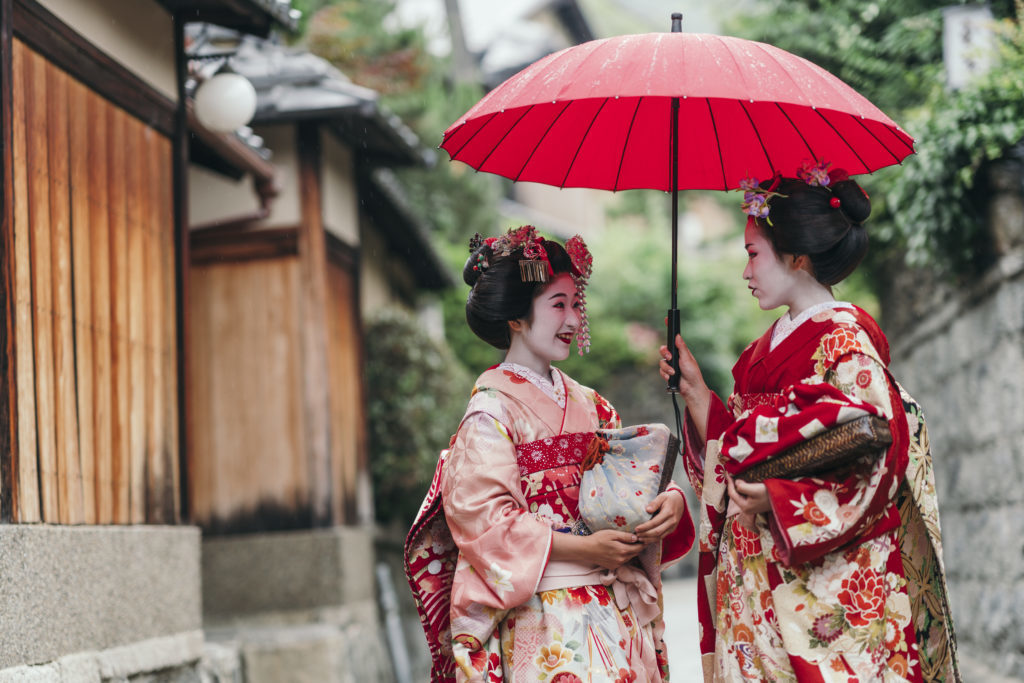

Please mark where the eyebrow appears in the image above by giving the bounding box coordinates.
[744,243,754,250]
[548,292,568,300]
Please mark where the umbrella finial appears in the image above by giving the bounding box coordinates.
[671,13,682,32]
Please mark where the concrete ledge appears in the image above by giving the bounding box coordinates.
[202,527,375,620]
[0,630,204,683]
[0,525,201,670]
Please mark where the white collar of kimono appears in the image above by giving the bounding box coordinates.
[770,300,854,351]
[498,361,567,408]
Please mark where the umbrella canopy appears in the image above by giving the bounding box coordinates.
[441,31,914,191]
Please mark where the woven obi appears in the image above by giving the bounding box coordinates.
[730,391,787,416]
[516,432,594,532]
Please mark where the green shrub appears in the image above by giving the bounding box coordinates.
[364,309,472,525]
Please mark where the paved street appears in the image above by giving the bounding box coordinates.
[660,576,703,681]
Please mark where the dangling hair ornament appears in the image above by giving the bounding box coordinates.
[566,235,593,355]
[739,174,785,225]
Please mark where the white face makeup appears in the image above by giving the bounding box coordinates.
[505,273,581,375]
[742,219,806,312]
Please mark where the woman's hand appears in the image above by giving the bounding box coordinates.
[727,475,772,531]
[659,334,711,439]
[551,529,644,570]
[634,491,687,545]
[586,529,645,569]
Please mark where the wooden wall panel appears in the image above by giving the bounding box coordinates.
[159,137,180,523]
[88,86,114,524]
[126,117,146,524]
[326,262,364,525]
[188,258,308,531]
[68,76,96,524]
[7,39,178,525]
[10,40,39,522]
[23,47,59,522]
[46,60,84,524]
[107,106,130,524]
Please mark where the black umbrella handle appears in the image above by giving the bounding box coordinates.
[666,307,681,393]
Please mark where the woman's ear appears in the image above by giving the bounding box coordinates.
[792,253,813,274]
[508,319,523,333]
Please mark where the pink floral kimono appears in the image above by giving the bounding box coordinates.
[682,303,959,682]
[406,363,695,682]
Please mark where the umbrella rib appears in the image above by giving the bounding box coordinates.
[562,97,610,189]
[738,99,776,178]
[515,100,572,182]
[814,109,870,173]
[705,98,728,190]
[851,115,911,163]
[449,111,499,160]
[774,102,817,160]
[474,106,535,172]
[613,98,643,192]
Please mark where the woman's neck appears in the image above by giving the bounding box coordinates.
[502,348,552,379]
[786,279,834,319]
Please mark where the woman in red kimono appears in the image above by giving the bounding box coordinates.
[407,227,695,682]
[660,163,959,682]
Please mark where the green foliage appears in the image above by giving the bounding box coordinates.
[364,310,473,525]
[305,1,431,97]
[887,10,1024,275]
[729,0,1024,280]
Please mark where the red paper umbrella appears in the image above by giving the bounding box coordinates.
[442,28,913,190]
[441,15,913,391]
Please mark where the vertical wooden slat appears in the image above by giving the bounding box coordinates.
[126,118,146,524]
[296,124,333,527]
[89,88,113,524]
[47,61,84,524]
[10,39,39,522]
[159,136,179,523]
[142,127,166,523]
[24,48,59,522]
[107,105,130,523]
[68,76,96,524]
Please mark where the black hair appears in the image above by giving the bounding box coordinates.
[463,238,574,350]
[757,175,871,286]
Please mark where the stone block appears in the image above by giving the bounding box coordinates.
[202,527,375,621]
[0,526,201,670]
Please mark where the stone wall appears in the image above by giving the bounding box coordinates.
[885,157,1024,680]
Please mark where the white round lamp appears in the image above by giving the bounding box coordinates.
[194,68,257,133]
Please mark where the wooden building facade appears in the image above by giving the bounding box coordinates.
[0,0,448,678]
[1,0,180,527]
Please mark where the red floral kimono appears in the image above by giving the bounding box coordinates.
[406,364,695,682]
[682,303,959,682]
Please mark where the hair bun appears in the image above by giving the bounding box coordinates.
[832,178,871,223]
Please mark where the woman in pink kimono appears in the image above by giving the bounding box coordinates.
[407,227,695,682]
[660,164,959,682]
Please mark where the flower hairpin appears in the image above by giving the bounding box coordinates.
[739,175,785,224]
[565,235,593,355]
[797,159,832,187]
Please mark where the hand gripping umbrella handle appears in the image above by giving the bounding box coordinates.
[666,308,681,393]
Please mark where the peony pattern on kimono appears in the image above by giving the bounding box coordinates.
[409,364,693,682]
[679,304,958,682]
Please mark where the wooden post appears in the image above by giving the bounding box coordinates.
[296,123,333,527]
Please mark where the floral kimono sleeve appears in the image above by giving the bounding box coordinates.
[721,352,907,567]
[593,390,621,429]
[441,410,553,647]
[765,352,907,566]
